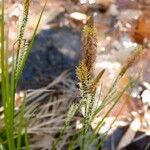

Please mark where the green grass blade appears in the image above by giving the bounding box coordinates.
[0,143,5,150]
[0,138,5,150]
[1,0,5,104]
[90,80,135,144]
[1,0,15,149]
[96,103,124,150]
[93,89,117,119]
[94,83,131,133]
[17,93,26,150]
[5,27,10,105]
[10,46,16,116]
[68,134,78,150]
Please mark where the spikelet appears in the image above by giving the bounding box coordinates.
[15,0,30,78]
[15,40,29,79]
[82,16,97,73]
[76,15,97,94]
[65,103,79,126]
[76,60,91,83]
[17,0,30,58]
[119,46,144,77]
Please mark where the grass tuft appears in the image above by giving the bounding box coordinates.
[0,0,47,149]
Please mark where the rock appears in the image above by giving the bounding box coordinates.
[18,26,81,90]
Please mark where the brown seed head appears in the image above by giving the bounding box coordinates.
[76,60,91,83]
[82,15,97,73]
[119,46,145,76]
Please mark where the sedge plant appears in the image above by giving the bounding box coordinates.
[0,0,47,149]
[52,16,144,150]
[0,1,144,149]
[76,16,144,150]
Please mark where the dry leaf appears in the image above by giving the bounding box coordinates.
[117,117,141,150]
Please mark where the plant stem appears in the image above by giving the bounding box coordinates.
[81,127,86,150]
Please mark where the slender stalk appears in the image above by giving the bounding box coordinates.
[81,127,86,150]
[0,138,5,150]
[96,99,127,150]
[17,93,26,150]
[52,123,68,150]
[68,134,78,150]
[81,101,88,150]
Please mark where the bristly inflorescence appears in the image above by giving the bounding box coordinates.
[76,15,98,91]
[82,16,97,73]
[17,0,30,52]
[75,15,145,142]
[54,14,145,149]
[65,103,79,126]
[76,15,98,99]
[76,15,102,133]
[15,0,30,79]
[119,46,144,77]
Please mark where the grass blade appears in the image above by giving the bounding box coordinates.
[17,93,26,150]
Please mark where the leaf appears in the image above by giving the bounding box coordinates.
[91,69,105,93]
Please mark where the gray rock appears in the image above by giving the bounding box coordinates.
[18,26,81,90]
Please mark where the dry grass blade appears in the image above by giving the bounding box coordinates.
[117,118,141,150]
[17,72,80,150]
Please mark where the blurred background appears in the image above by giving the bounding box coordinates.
[1,0,150,149]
